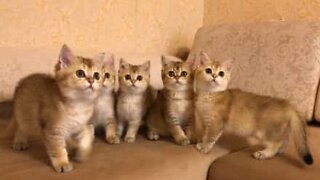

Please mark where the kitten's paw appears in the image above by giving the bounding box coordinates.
[13,142,29,151]
[124,137,136,143]
[176,138,190,146]
[147,132,160,141]
[195,143,211,153]
[106,136,120,144]
[253,151,269,160]
[53,162,73,173]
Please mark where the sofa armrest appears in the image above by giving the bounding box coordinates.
[189,21,320,121]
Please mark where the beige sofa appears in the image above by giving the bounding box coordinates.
[0,21,320,179]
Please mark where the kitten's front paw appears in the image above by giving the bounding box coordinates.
[252,151,269,160]
[53,162,73,173]
[13,142,29,151]
[147,132,160,141]
[106,136,120,144]
[124,137,136,143]
[176,138,190,146]
[195,143,211,153]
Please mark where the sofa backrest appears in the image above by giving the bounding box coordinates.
[189,21,320,121]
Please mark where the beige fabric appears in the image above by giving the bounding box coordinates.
[208,126,320,180]
[190,21,320,121]
[0,106,248,180]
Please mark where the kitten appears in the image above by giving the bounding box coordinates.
[116,59,153,143]
[7,45,105,173]
[90,54,119,144]
[194,51,313,165]
[146,56,195,145]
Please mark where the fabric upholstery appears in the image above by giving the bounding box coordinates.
[189,21,320,121]
[0,104,248,180]
[208,126,320,180]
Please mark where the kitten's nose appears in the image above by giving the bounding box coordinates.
[212,74,218,79]
[131,80,136,86]
[87,77,94,84]
[175,76,180,81]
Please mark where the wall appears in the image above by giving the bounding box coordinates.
[204,0,320,26]
[0,0,203,55]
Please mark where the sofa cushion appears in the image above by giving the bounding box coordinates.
[208,125,320,180]
[189,21,320,121]
[0,106,248,180]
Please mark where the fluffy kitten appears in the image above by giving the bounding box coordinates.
[90,54,119,144]
[116,59,153,143]
[7,45,105,172]
[146,56,195,145]
[194,51,313,165]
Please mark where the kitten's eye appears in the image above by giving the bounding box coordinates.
[125,74,131,80]
[205,68,212,74]
[136,75,143,81]
[181,71,188,77]
[218,71,225,77]
[168,71,175,77]
[93,72,100,80]
[105,73,110,79]
[76,70,86,78]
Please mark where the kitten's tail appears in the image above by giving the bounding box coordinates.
[290,110,313,165]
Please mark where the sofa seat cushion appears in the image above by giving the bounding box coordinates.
[208,125,320,180]
[0,111,248,180]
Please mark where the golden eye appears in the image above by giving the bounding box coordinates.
[205,68,212,74]
[76,70,86,78]
[168,71,175,77]
[93,72,100,80]
[181,71,188,77]
[218,71,225,77]
[125,74,131,80]
[136,75,143,81]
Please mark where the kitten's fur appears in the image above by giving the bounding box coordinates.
[90,54,119,144]
[194,51,313,165]
[7,45,105,172]
[146,56,195,145]
[116,59,153,143]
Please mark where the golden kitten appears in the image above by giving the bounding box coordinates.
[116,59,153,143]
[7,45,105,172]
[146,56,195,145]
[90,54,119,144]
[194,51,313,165]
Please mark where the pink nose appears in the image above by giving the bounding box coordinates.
[87,78,94,84]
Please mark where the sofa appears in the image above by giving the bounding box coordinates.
[0,21,320,179]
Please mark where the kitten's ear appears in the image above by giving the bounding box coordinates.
[161,55,170,67]
[59,44,75,68]
[193,51,210,70]
[119,58,129,72]
[142,60,151,74]
[221,58,234,72]
[199,51,211,65]
[104,54,115,70]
